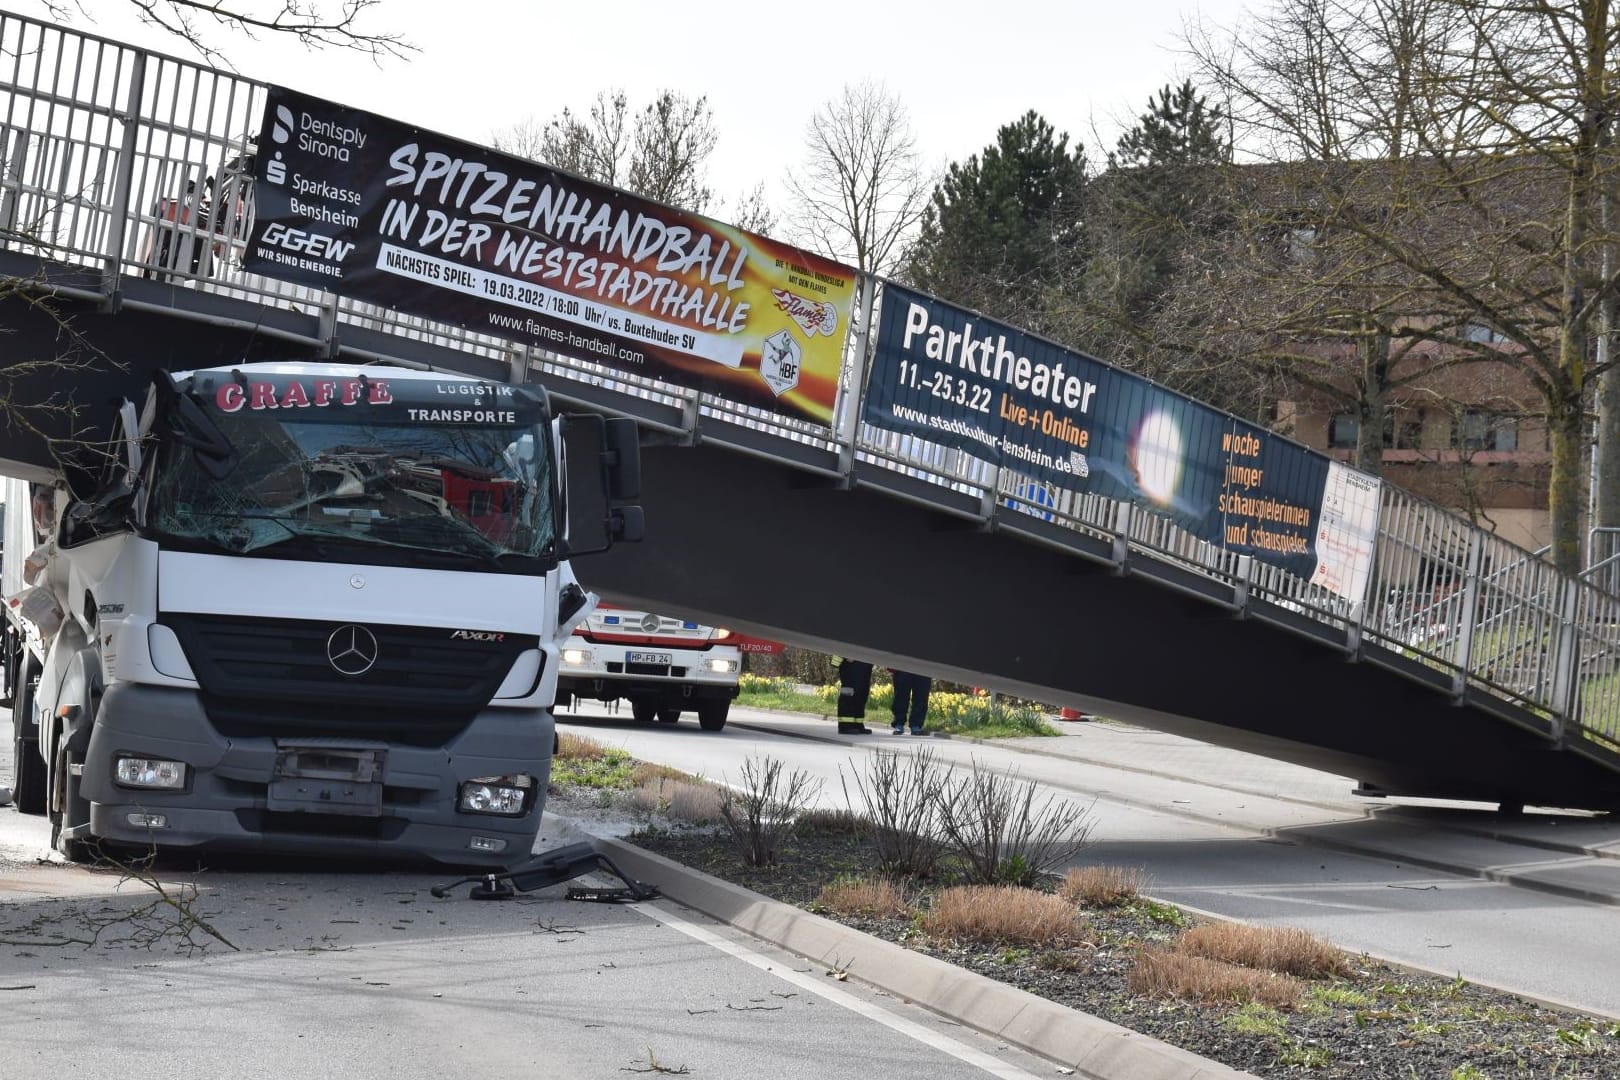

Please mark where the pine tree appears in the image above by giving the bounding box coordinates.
[905,111,1087,327]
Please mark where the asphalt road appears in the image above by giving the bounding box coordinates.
[0,711,1059,1080]
[9,696,1620,1080]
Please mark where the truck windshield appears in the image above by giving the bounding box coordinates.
[145,374,556,569]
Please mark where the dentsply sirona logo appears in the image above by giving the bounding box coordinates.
[327,624,378,677]
[271,104,295,144]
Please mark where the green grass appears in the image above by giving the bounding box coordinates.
[1223,1003,1287,1038]
[552,746,637,789]
[736,675,1060,738]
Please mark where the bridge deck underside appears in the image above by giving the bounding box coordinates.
[6,280,1617,811]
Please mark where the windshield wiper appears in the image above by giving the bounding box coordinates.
[366,515,509,569]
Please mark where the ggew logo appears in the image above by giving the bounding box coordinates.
[265,104,295,185]
[260,222,354,262]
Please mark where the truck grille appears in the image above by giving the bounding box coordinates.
[162,613,538,743]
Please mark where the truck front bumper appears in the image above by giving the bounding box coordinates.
[80,683,552,868]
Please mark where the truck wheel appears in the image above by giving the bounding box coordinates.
[631,701,657,724]
[656,708,681,724]
[11,667,46,815]
[697,700,730,732]
[50,744,95,864]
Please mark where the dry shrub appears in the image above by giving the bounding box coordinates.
[718,756,821,866]
[1178,922,1350,979]
[632,762,692,786]
[665,780,724,823]
[1059,865,1146,908]
[922,884,1091,946]
[1129,946,1303,1008]
[556,731,606,760]
[816,876,911,918]
[797,807,865,835]
[630,776,724,822]
[936,759,1095,886]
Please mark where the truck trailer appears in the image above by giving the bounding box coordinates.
[3,361,640,866]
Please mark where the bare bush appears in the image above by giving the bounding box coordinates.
[924,884,1090,946]
[1059,865,1147,908]
[815,876,912,919]
[936,759,1095,885]
[718,756,821,866]
[1178,922,1350,980]
[840,747,948,878]
[1128,946,1303,1008]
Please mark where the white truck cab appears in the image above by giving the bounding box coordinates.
[3,362,641,866]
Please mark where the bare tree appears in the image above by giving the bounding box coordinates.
[494,91,631,190]
[1183,0,1618,572]
[627,91,717,211]
[494,90,719,214]
[723,182,777,236]
[785,80,931,275]
[50,0,414,66]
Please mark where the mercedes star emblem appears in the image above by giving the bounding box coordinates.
[639,613,661,633]
[327,624,379,676]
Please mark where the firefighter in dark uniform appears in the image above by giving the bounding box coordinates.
[835,657,874,734]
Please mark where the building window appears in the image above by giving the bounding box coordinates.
[1394,408,1424,449]
[1456,410,1519,451]
[1462,322,1509,345]
[1328,413,1359,448]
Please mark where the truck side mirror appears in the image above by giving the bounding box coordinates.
[560,412,644,557]
[603,417,641,501]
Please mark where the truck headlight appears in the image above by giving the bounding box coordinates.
[114,757,187,790]
[561,647,589,666]
[458,774,534,816]
[704,657,739,674]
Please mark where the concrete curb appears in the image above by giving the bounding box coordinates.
[592,834,1257,1080]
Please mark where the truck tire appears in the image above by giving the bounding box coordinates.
[656,707,681,724]
[11,665,46,815]
[631,700,657,724]
[50,742,94,864]
[697,700,730,731]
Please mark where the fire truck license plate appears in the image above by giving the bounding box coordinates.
[627,650,673,666]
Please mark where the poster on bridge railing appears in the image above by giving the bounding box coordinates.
[241,86,858,425]
[863,284,1383,598]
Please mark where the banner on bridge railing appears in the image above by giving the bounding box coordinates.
[242,87,858,426]
[863,284,1382,600]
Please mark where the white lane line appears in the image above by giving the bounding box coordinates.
[637,901,1048,1080]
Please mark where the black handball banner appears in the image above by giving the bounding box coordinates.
[242,86,858,426]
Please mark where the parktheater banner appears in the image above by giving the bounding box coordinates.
[243,86,858,425]
[863,284,1382,601]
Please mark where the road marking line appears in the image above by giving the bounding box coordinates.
[638,901,1047,1080]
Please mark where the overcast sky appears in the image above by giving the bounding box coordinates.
[20,0,1255,223]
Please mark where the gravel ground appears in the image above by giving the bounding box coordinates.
[559,795,1620,1080]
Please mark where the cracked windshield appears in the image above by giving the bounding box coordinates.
[148,379,555,567]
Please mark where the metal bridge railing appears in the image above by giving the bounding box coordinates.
[0,11,1615,755]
